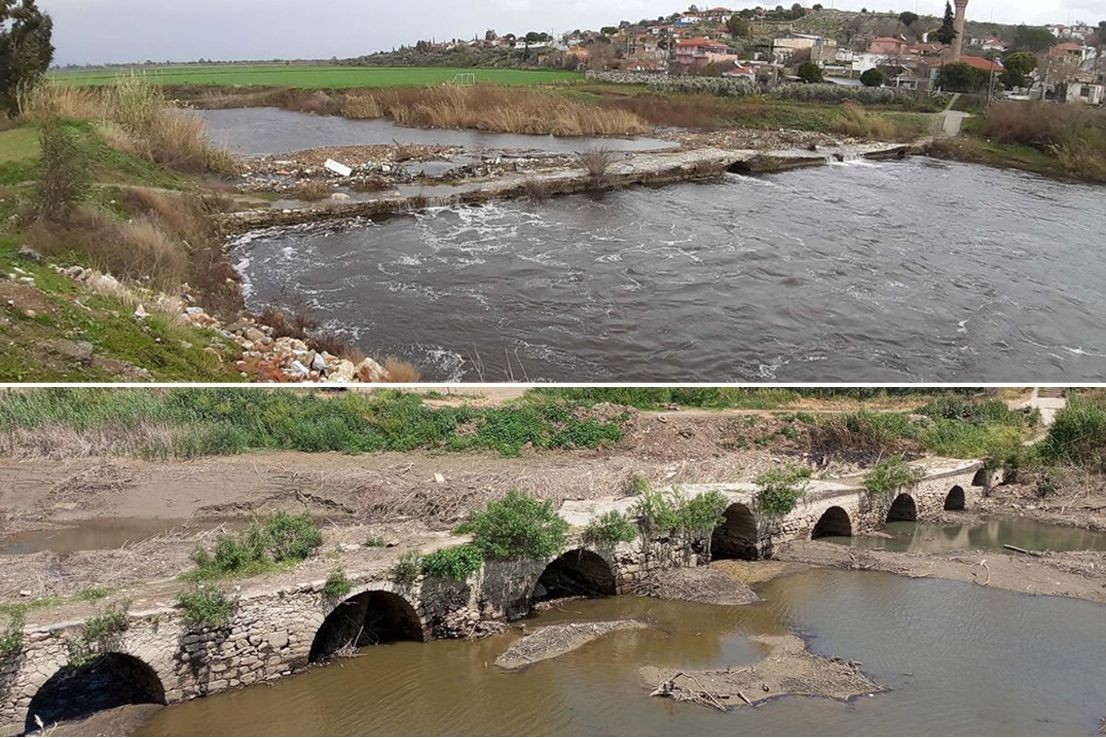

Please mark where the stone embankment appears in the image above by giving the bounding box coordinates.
[217,142,917,233]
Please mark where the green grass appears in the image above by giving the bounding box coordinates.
[0,127,40,164]
[0,389,625,458]
[50,64,581,89]
[0,235,242,382]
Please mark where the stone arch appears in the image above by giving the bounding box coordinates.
[886,493,917,522]
[710,503,759,560]
[533,549,616,603]
[971,468,988,487]
[944,485,966,511]
[811,506,852,539]
[309,590,425,663]
[24,653,166,733]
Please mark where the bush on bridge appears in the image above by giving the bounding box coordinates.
[322,569,353,601]
[66,601,130,667]
[631,486,729,542]
[176,585,238,629]
[0,606,25,661]
[189,512,323,579]
[392,552,423,585]
[456,490,570,561]
[421,544,484,581]
[582,510,639,547]
[754,466,812,518]
[863,457,924,498]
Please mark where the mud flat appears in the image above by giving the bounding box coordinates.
[641,634,883,711]
[775,539,1106,604]
[494,620,650,670]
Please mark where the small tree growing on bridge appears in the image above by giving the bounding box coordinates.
[456,489,569,561]
[0,606,25,661]
[583,510,639,547]
[176,585,238,629]
[863,456,924,499]
[754,466,812,518]
[66,601,130,668]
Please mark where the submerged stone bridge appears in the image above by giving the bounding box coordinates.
[0,458,988,734]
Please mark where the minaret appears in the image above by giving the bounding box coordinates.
[950,0,968,62]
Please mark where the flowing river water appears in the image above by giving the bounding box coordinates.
[231,157,1106,382]
[137,569,1106,736]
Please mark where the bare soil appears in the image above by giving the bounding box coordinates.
[641,634,883,711]
[977,470,1106,534]
[774,540,1106,605]
[494,620,650,670]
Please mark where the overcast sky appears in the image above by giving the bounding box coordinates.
[39,0,1105,66]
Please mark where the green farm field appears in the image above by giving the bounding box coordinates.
[49,64,582,88]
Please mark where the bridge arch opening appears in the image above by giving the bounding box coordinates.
[971,469,988,487]
[25,653,165,733]
[944,485,966,511]
[886,494,918,523]
[710,503,759,560]
[533,549,616,604]
[811,506,852,539]
[309,590,425,663]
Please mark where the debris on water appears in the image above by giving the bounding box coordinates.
[495,620,650,670]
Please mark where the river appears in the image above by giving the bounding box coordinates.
[199,108,674,156]
[231,157,1106,382]
[137,569,1106,736]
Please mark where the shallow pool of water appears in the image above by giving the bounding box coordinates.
[828,516,1106,555]
[0,519,236,557]
[138,570,1106,736]
[232,158,1106,382]
[199,107,675,156]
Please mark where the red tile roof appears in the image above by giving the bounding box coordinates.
[955,55,1004,71]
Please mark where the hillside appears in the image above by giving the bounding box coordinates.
[791,8,1025,51]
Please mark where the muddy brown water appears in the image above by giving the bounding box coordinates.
[135,570,1106,736]
[827,515,1106,555]
[0,519,242,557]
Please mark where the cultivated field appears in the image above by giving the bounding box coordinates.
[49,64,582,88]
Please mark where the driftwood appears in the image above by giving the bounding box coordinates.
[650,671,731,712]
[1003,544,1044,557]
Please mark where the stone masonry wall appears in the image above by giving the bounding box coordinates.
[0,460,983,734]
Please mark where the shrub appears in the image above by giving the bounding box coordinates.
[0,607,25,660]
[755,466,811,518]
[175,586,237,629]
[632,486,681,537]
[33,121,92,222]
[392,552,422,585]
[797,62,824,84]
[863,456,924,498]
[293,181,333,202]
[365,535,386,547]
[810,411,919,461]
[456,489,569,560]
[67,601,129,667]
[381,356,422,383]
[582,510,639,547]
[580,147,613,183]
[860,68,885,87]
[1040,397,1106,468]
[421,544,484,581]
[190,512,323,579]
[678,490,728,537]
[322,569,353,601]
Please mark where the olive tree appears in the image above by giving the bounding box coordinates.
[0,0,55,116]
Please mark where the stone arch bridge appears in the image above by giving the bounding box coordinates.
[0,458,990,734]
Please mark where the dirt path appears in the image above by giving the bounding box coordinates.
[774,540,1106,605]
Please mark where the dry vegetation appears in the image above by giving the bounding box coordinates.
[831,102,923,142]
[977,101,1106,182]
[20,78,236,176]
[315,84,650,136]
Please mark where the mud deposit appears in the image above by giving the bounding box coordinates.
[137,571,1106,736]
[495,620,650,670]
[642,634,882,710]
[232,159,1106,382]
